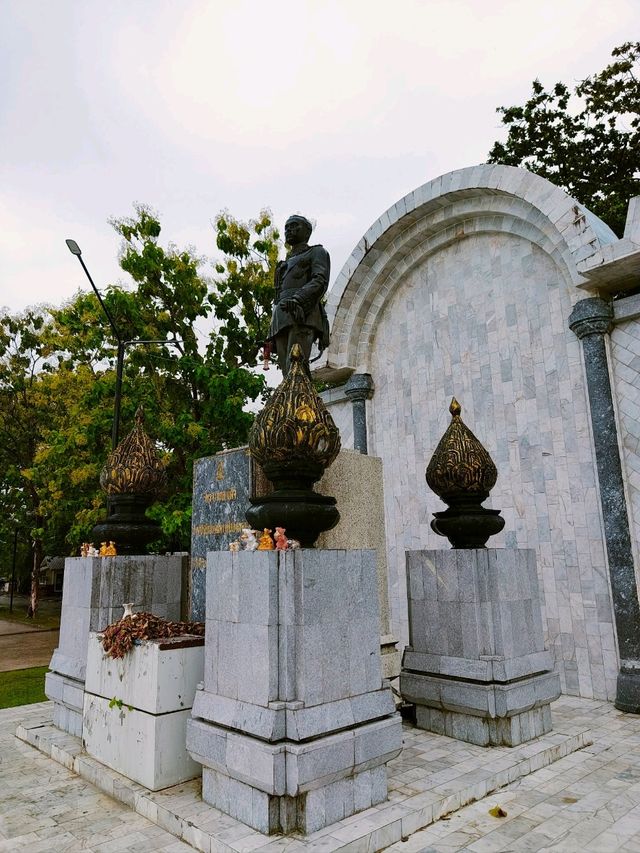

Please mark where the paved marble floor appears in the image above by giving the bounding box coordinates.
[387,701,640,852]
[0,703,192,852]
[3,697,640,851]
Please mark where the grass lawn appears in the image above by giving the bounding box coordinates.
[0,666,48,709]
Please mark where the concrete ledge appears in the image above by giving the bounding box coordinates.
[17,698,592,852]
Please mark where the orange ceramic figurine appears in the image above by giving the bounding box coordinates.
[274,527,288,550]
[257,529,275,550]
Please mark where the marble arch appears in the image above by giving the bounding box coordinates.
[315,164,638,702]
[317,163,616,381]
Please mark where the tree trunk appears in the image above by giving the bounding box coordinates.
[28,536,42,618]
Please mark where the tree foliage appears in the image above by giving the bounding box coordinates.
[488,42,640,236]
[0,206,282,608]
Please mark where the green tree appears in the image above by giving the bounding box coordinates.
[24,205,281,563]
[488,41,640,236]
[0,308,59,615]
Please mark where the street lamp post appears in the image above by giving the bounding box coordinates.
[65,240,182,449]
[66,239,126,450]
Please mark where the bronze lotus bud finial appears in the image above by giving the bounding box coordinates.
[426,398,504,549]
[246,343,340,546]
[100,406,167,498]
[92,406,168,555]
[248,343,340,485]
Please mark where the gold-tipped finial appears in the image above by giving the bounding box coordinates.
[249,343,341,482]
[100,406,167,497]
[246,343,341,546]
[426,397,497,500]
[425,398,504,548]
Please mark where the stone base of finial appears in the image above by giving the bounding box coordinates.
[431,504,505,549]
[91,494,161,555]
[400,548,560,746]
[246,489,339,547]
[186,549,401,834]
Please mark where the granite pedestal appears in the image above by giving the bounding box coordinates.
[190,449,400,678]
[186,549,402,835]
[45,555,183,736]
[400,549,560,746]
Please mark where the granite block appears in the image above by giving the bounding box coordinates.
[191,689,285,741]
[353,716,402,768]
[48,555,183,736]
[286,730,355,792]
[189,549,398,834]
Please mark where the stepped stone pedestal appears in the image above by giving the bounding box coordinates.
[186,549,402,835]
[400,549,560,746]
[45,555,183,736]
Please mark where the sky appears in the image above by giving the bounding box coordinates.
[0,0,636,313]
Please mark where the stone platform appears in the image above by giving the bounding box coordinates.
[17,697,591,852]
[45,554,183,736]
[401,549,560,746]
[186,549,402,835]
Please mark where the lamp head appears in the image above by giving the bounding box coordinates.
[66,239,82,256]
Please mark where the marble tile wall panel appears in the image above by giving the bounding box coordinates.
[367,232,615,700]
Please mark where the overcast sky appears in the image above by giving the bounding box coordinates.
[0,0,635,314]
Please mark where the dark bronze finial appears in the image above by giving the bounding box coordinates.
[100,406,167,497]
[92,407,167,555]
[426,398,504,549]
[246,343,341,546]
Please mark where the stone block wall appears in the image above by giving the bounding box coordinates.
[315,166,639,702]
[367,234,616,700]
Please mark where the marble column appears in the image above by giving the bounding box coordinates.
[344,373,374,454]
[569,296,640,713]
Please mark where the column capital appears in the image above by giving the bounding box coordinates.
[569,297,613,339]
[344,373,374,401]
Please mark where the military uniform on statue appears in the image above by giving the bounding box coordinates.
[267,214,330,376]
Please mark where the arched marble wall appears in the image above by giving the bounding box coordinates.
[321,165,621,700]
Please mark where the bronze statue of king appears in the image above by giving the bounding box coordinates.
[267,214,330,376]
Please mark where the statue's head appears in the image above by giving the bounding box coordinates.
[285,214,313,246]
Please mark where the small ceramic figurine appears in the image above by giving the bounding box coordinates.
[274,527,288,550]
[80,543,89,557]
[122,602,134,618]
[229,540,241,553]
[287,538,301,550]
[87,544,99,557]
[99,542,108,556]
[240,528,259,551]
[257,528,275,550]
[105,541,117,556]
